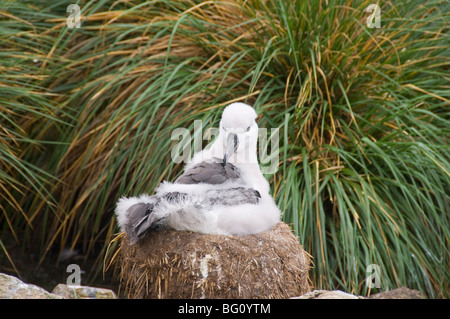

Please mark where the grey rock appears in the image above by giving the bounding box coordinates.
[292,287,427,299]
[292,289,362,299]
[0,273,63,299]
[369,287,426,299]
[52,283,118,299]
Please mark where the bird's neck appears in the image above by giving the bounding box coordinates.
[209,136,258,165]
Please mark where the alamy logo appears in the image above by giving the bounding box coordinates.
[366,264,381,288]
[170,120,280,174]
[66,4,81,29]
[66,264,81,286]
[365,4,381,28]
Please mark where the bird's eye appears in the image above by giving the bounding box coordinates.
[246,126,251,132]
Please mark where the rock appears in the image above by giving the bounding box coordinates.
[292,289,361,299]
[119,222,311,299]
[369,287,426,299]
[0,273,118,299]
[292,287,427,299]
[0,273,63,299]
[52,284,118,299]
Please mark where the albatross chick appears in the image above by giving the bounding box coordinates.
[115,103,280,244]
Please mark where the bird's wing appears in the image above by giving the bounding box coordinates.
[205,187,260,206]
[175,161,240,185]
[124,202,158,245]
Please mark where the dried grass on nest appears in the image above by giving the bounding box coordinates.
[117,222,312,299]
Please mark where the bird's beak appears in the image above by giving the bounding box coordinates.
[223,133,238,164]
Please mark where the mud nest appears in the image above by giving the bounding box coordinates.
[118,222,312,299]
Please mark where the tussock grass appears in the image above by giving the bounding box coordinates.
[0,0,448,297]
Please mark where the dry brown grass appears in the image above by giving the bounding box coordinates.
[118,222,311,299]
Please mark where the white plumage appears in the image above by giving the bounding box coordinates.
[115,102,280,244]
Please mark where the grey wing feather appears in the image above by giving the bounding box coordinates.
[124,202,159,245]
[206,187,261,206]
[175,162,240,185]
[123,162,257,244]
[224,164,239,178]
[123,187,260,244]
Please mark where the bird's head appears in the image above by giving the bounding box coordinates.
[219,102,258,164]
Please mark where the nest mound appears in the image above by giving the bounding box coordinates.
[119,222,311,299]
